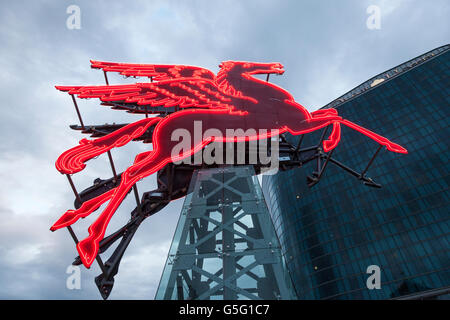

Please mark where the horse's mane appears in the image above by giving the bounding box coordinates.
[216,61,245,98]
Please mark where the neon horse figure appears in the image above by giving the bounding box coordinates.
[51,61,407,268]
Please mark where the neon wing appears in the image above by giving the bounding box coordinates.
[55,78,237,113]
[90,60,216,81]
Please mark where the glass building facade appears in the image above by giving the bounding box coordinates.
[262,45,450,299]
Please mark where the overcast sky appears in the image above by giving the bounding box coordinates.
[0,0,448,299]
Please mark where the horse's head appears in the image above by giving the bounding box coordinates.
[219,61,284,78]
[216,61,286,100]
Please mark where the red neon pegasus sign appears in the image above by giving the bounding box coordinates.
[51,60,407,268]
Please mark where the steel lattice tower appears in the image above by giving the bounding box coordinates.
[155,166,297,300]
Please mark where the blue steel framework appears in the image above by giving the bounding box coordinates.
[262,45,450,299]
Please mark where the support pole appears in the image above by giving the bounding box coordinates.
[64,174,107,274]
[360,145,382,179]
[222,203,237,300]
[294,135,304,153]
[318,126,329,148]
[66,174,82,204]
[70,95,85,130]
[107,150,118,184]
[67,226,79,243]
[133,184,142,216]
[95,255,108,275]
[318,149,334,179]
[317,150,321,174]
[103,70,109,85]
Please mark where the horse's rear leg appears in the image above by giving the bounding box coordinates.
[322,121,341,152]
[310,109,407,153]
[75,141,198,267]
[339,119,407,154]
[76,179,138,267]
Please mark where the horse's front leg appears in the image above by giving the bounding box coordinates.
[76,179,136,268]
[75,146,173,268]
[50,188,116,231]
[311,109,341,152]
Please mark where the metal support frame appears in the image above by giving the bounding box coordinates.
[155,166,297,300]
[70,95,85,130]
